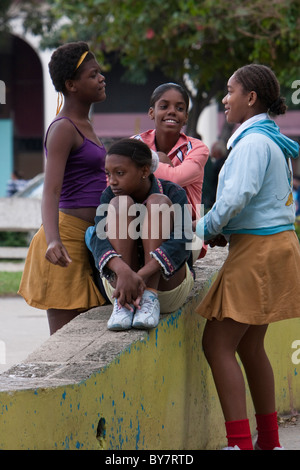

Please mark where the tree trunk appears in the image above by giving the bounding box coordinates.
[185,77,226,138]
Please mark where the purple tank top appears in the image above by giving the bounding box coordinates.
[44,117,106,208]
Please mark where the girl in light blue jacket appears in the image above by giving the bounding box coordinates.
[196,64,300,450]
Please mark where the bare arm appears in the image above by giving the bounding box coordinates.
[42,120,77,267]
[107,256,147,309]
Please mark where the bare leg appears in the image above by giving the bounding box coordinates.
[142,194,186,290]
[47,308,82,335]
[237,324,276,414]
[202,318,250,421]
[106,195,139,270]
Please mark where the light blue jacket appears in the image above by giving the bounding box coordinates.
[196,119,299,241]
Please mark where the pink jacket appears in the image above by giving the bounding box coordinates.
[134,130,209,220]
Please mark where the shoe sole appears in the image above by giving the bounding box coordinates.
[132,318,159,329]
[107,323,132,331]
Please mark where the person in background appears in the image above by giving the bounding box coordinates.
[202,141,227,210]
[133,82,209,259]
[6,171,28,196]
[196,64,300,450]
[19,41,107,334]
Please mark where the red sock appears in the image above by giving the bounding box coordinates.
[225,419,253,450]
[255,412,281,450]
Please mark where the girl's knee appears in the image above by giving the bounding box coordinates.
[202,328,216,364]
[146,193,172,207]
[109,195,134,212]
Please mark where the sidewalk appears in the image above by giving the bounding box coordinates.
[0,296,49,375]
[275,415,300,450]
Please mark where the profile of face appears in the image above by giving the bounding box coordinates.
[148,88,188,132]
[67,58,106,104]
[222,74,257,125]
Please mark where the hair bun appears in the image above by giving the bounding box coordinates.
[268,96,287,116]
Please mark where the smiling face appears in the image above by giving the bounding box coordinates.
[148,88,188,134]
[105,154,151,201]
[222,74,257,124]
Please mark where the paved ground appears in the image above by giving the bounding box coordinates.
[0,295,49,374]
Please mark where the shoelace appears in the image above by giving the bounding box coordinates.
[114,301,134,314]
[140,295,157,314]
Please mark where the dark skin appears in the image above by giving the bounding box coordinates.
[104,154,186,310]
[201,73,277,425]
[43,57,106,334]
[148,88,188,156]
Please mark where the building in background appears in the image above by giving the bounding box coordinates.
[0,20,299,197]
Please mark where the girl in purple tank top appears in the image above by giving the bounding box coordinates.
[19,42,108,334]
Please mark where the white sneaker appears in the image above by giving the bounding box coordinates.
[107,300,134,330]
[222,445,240,450]
[132,290,160,329]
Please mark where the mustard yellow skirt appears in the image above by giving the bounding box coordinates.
[196,231,300,325]
[18,212,105,310]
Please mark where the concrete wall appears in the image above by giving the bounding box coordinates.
[0,247,299,450]
[0,197,41,232]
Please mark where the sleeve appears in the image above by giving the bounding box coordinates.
[154,139,209,187]
[196,139,270,240]
[88,188,121,277]
[150,184,193,278]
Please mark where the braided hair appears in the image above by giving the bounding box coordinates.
[234,64,287,116]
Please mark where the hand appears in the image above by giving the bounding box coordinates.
[112,267,146,310]
[157,151,174,166]
[206,235,228,248]
[192,219,198,231]
[45,240,72,267]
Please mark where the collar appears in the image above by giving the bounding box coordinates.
[138,129,189,155]
[227,113,268,149]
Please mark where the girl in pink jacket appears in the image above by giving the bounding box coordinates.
[133,82,209,257]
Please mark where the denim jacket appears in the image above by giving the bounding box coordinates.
[86,175,194,280]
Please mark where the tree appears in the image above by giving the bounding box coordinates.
[14,0,300,136]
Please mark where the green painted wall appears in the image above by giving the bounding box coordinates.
[0,289,299,450]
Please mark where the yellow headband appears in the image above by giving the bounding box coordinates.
[55,51,89,116]
[75,51,89,70]
[56,92,63,116]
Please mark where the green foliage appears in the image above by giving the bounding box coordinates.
[17,0,300,84]
[294,217,300,241]
[0,271,22,296]
[2,0,299,134]
[0,232,29,247]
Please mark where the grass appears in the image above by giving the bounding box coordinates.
[0,271,23,296]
